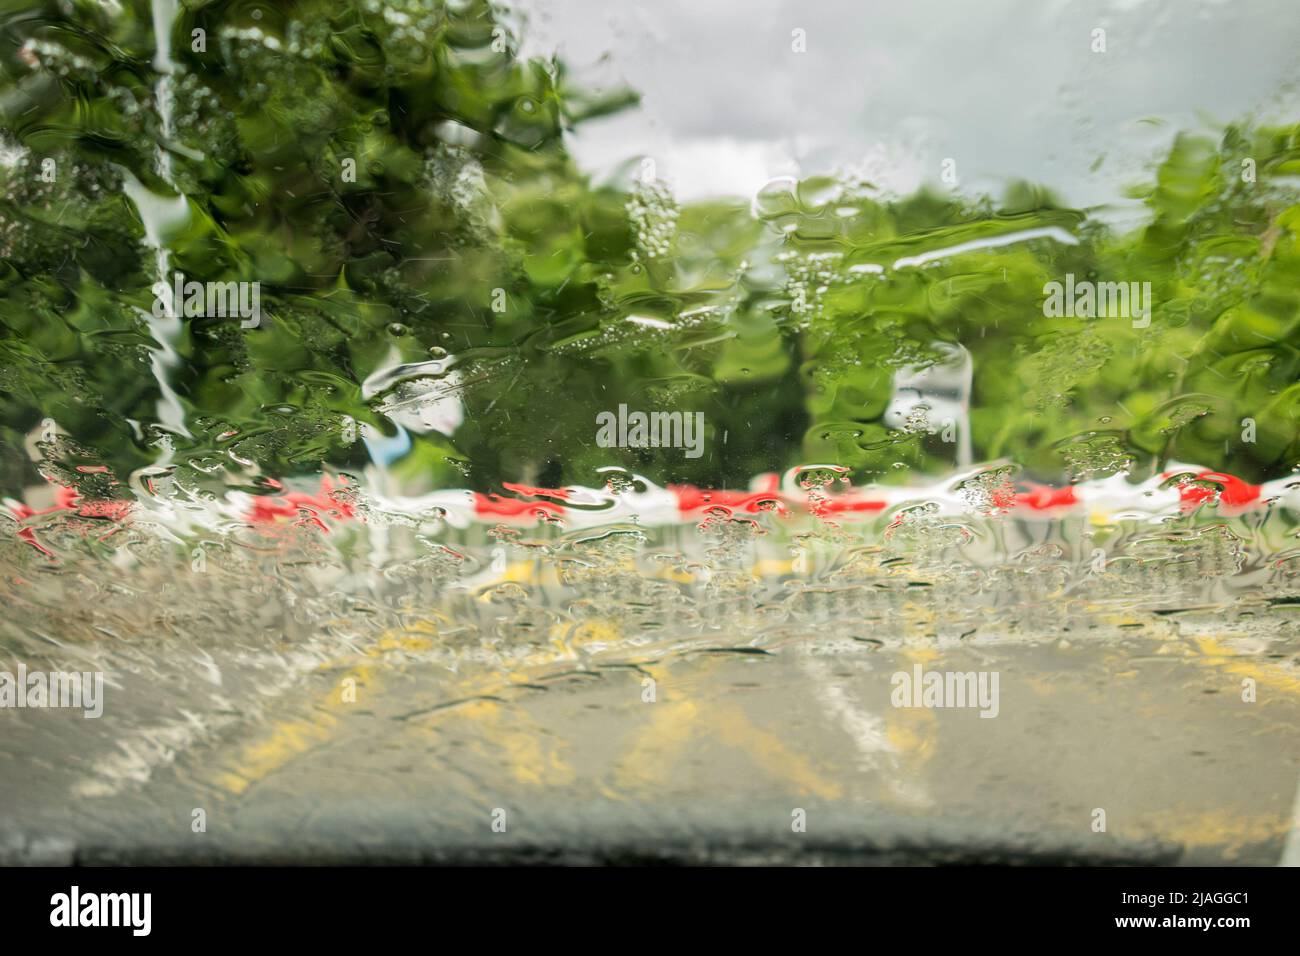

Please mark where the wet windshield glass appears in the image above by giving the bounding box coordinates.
[1,0,1299,865]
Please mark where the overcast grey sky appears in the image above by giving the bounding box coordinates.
[513,0,1300,217]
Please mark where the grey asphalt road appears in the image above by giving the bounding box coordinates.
[3,569,1298,865]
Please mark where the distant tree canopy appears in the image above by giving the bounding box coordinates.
[1,0,1299,500]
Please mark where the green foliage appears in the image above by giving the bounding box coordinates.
[1,0,1298,498]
